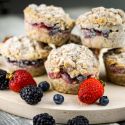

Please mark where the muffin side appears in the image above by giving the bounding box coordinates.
[76,7,125,49]
[0,36,52,76]
[103,48,125,85]
[24,4,75,46]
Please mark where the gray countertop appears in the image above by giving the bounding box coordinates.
[0,111,120,125]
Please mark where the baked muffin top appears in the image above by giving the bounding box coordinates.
[0,36,51,61]
[76,7,125,28]
[104,48,125,66]
[45,43,99,78]
[24,4,74,30]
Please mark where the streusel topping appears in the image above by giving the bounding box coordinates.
[45,43,99,78]
[76,7,125,28]
[24,4,74,30]
[0,36,51,60]
[104,48,125,66]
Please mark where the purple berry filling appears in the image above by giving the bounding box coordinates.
[82,28,111,38]
[31,22,69,35]
[48,71,90,84]
[7,58,44,67]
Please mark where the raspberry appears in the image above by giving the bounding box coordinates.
[78,78,104,104]
[9,70,36,92]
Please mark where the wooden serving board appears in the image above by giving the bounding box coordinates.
[0,51,125,124]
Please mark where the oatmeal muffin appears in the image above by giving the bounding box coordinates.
[24,4,74,46]
[104,48,125,86]
[45,43,99,94]
[0,36,52,76]
[76,7,125,49]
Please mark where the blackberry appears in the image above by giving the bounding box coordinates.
[20,85,43,105]
[0,69,9,90]
[67,116,89,125]
[33,113,55,125]
[0,69,7,81]
[0,79,9,90]
[53,94,64,104]
[38,81,50,92]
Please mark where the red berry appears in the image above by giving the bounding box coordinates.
[9,70,36,92]
[78,78,104,104]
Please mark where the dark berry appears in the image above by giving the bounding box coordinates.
[0,79,9,90]
[76,75,87,83]
[99,96,109,106]
[38,81,50,92]
[53,94,64,104]
[0,69,7,81]
[20,85,43,105]
[0,69,9,90]
[33,113,55,125]
[67,116,89,125]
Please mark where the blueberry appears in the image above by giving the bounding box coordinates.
[99,96,109,106]
[76,75,87,83]
[53,94,64,104]
[38,81,50,92]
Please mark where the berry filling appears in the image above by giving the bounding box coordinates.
[31,22,69,35]
[109,64,125,74]
[48,71,91,84]
[7,58,44,67]
[82,28,111,38]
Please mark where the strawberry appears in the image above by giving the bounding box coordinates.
[78,78,104,104]
[9,70,36,92]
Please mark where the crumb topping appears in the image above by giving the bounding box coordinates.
[0,36,51,60]
[24,4,74,30]
[104,48,125,66]
[45,43,99,78]
[76,7,125,28]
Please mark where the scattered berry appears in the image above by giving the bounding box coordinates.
[78,78,104,104]
[0,69,7,80]
[0,69,9,90]
[9,70,36,92]
[99,96,109,106]
[67,116,89,125]
[20,85,43,105]
[53,94,64,104]
[33,113,55,125]
[0,79,9,90]
[38,81,50,92]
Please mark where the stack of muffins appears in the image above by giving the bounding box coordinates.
[0,4,75,77]
[76,7,125,86]
[1,4,125,95]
